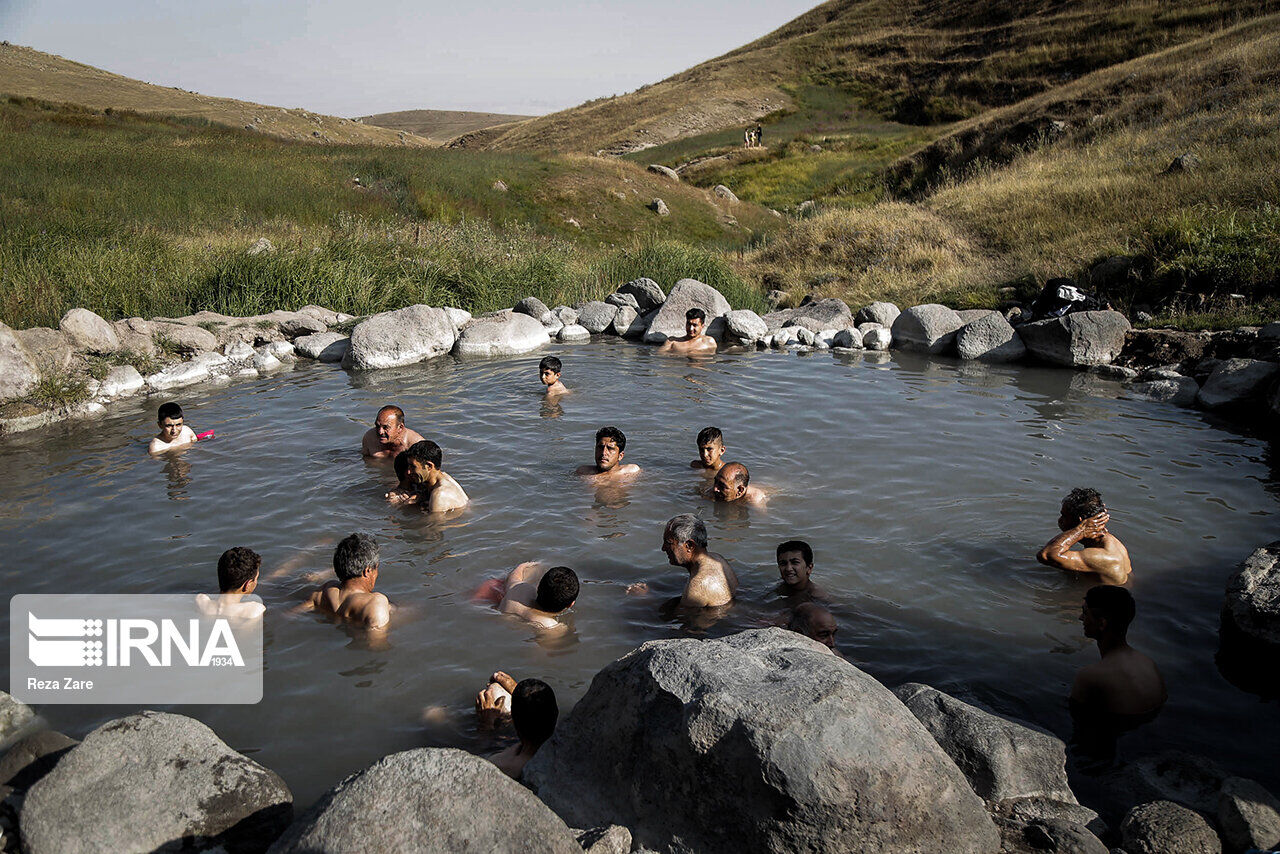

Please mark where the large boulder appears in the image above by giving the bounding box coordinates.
[783,298,853,333]
[856,301,901,328]
[892,304,965,354]
[1120,800,1221,854]
[513,296,552,320]
[21,711,292,854]
[454,311,550,357]
[268,748,580,854]
[0,323,39,402]
[14,327,75,373]
[293,332,350,362]
[1222,541,1280,647]
[344,304,456,369]
[1018,311,1131,367]
[894,684,1076,805]
[1196,358,1280,410]
[524,629,1000,854]
[1218,776,1280,853]
[723,309,768,343]
[642,278,731,344]
[956,313,1026,363]
[616,277,666,313]
[59,308,120,354]
[576,301,620,334]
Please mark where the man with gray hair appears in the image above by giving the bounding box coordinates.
[299,532,391,629]
[628,514,738,607]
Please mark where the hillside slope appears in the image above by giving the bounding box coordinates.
[460,0,1280,154]
[358,108,533,143]
[0,43,434,147]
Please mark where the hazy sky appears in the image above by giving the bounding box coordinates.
[2,0,818,117]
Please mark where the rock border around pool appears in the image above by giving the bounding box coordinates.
[3,288,1279,436]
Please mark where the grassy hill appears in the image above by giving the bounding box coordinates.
[0,43,435,147]
[358,109,533,144]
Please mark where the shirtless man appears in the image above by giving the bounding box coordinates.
[1071,586,1166,731]
[575,426,641,480]
[658,308,717,356]
[476,676,558,780]
[690,426,726,474]
[710,462,767,506]
[388,440,469,512]
[539,356,569,396]
[1037,488,1132,584]
[149,402,199,454]
[494,562,578,633]
[299,532,391,629]
[789,602,839,654]
[629,514,737,607]
[361,405,424,459]
[196,546,265,621]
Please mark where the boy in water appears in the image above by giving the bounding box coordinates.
[148,402,199,454]
[196,546,265,620]
[539,356,569,396]
[299,532,391,629]
[690,426,726,473]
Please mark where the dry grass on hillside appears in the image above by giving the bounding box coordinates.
[0,43,434,147]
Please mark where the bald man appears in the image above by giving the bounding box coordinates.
[709,462,767,506]
[789,603,839,654]
[361,405,424,459]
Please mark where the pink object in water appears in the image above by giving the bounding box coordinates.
[196,430,215,441]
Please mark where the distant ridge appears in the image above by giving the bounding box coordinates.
[0,43,434,147]
[357,108,533,144]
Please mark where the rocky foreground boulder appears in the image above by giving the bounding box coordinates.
[524,629,1000,854]
[892,304,964,354]
[268,748,579,854]
[21,711,292,854]
[643,279,731,344]
[344,304,456,369]
[1018,311,1131,367]
[454,311,550,357]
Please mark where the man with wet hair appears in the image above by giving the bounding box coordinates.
[1037,487,1131,584]
[196,546,265,620]
[658,307,717,356]
[575,426,640,480]
[490,561,579,633]
[789,602,839,654]
[362,405,425,459]
[1070,586,1165,752]
[477,676,559,779]
[149,401,199,454]
[539,356,569,396]
[299,532,391,629]
[388,440,469,511]
[710,462,768,506]
[690,426,726,473]
[629,514,737,607]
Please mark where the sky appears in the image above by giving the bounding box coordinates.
[2,0,819,117]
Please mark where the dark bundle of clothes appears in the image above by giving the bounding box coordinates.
[1030,277,1109,320]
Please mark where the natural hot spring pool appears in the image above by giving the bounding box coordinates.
[1,340,1277,805]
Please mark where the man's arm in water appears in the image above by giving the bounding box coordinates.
[1037,513,1125,581]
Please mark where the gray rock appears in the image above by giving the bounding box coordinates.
[145,353,231,391]
[0,731,77,793]
[268,748,579,854]
[605,292,639,310]
[642,278,731,344]
[443,307,472,329]
[856,301,901,327]
[892,304,965,354]
[345,304,456,369]
[454,311,550,357]
[0,323,40,402]
[153,322,219,355]
[14,327,75,373]
[647,164,679,181]
[293,332,350,362]
[864,326,892,350]
[1196,358,1280,410]
[558,324,591,342]
[956,313,1027,362]
[22,711,291,854]
[616,278,666,313]
[1018,311,1131,367]
[514,296,552,320]
[1218,776,1280,853]
[712,184,738,202]
[98,365,144,399]
[895,684,1077,804]
[1223,541,1280,647]
[724,309,768,342]
[576,301,620,334]
[1126,377,1199,407]
[550,305,579,327]
[0,693,35,744]
[59,308,120,354]
[833,328,864,348]
[576,825,632,854]
[649,198,670,216]
[1120,801,1220,854]
[524,629,1001,854]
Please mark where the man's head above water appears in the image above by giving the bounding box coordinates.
[1059,487,1105,530]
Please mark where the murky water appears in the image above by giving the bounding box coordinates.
[1,341,1277,805]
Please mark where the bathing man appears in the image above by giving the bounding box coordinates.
[494,562,579,633]
[1071,585,1165,726]
[476,676,559,780]
[539,356,569,396]
[575,426,641,480]
[361,405,424,459]
[196,546,265,620]
[389,440,469,511]
[300,532,391,629]
[710,462,767,506]
[658,308,717,356]
[690,426,727,473]
[629,514,737,607]
[149,402,199,454]
[788,602,839,654]
[1036,487,1131,585]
